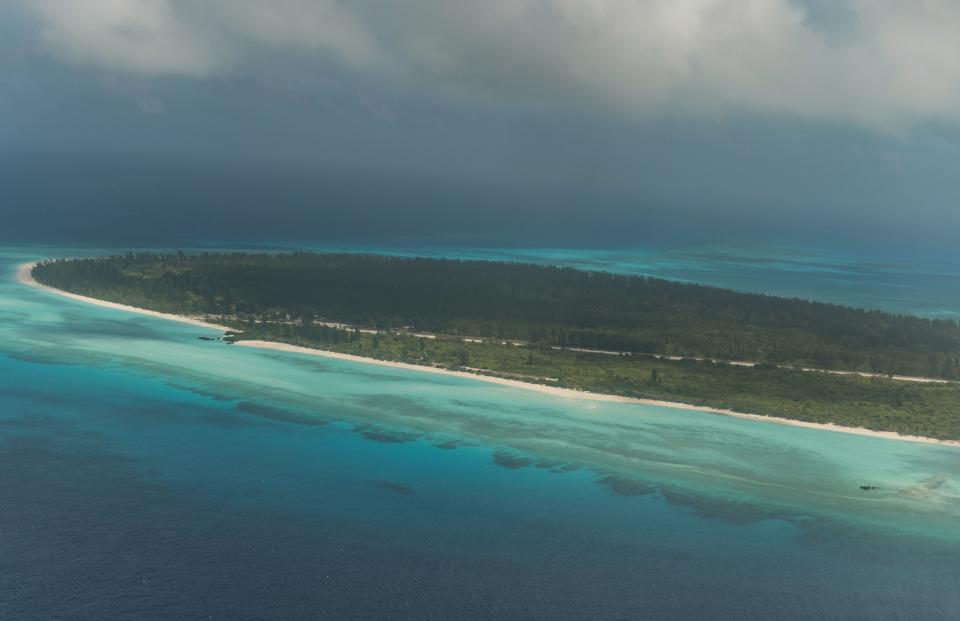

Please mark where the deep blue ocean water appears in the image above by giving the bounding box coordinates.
[2,245,960,620]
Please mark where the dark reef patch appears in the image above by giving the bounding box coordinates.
[597,475,656,497]
[2,350,71,366]
[168,383,238,401]
[373,480,415,495]
[55,312,165,340]
[235,401,327,426]
[534,459,563,470]
[491,450,575,472]
[357,426,417,444]
[492,451,535,469]
[433,439,461,450]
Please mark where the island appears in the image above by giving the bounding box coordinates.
[30,252,960,441]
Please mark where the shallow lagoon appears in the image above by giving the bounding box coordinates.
[2,248,959,619]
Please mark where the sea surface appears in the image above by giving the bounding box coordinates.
[2,245,960,620]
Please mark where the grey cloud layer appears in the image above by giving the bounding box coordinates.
[13,0,960,127]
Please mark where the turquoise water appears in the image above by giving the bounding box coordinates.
[2,247,960,619]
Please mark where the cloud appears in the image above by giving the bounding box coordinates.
[220,1,380,68]
[25,0,222,75]
[18,0,380,76]
[13,0,960,127]
[380,0,960,127]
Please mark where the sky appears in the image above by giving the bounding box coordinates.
[3,0,960,248]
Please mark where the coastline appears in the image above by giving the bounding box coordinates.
[236,340,960,447]
[17,261,960,448]
[16,262,237,332]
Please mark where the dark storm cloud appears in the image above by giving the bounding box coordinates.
[14,1,960,126]
[3,1,960,246]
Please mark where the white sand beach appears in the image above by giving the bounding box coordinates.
[235,341,960,447]
[18,261,960,447]
[16,262,237,332]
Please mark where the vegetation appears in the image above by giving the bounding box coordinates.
[33,252,960,440]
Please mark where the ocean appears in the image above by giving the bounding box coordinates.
[2,245,959,620]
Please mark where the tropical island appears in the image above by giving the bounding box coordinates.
[30,252,960,440]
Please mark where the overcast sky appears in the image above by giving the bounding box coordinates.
[3,0,960,247]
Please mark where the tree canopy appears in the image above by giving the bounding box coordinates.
[34,252,960,379]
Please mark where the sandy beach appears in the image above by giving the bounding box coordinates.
[17,261,960,447]
[236,340,960,447]
[16,262,237,332]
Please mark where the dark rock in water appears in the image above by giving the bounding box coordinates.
[197,336,217,341]
[860,485,879,491]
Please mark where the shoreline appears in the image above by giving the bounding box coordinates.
[236,340,960,447]
[16,262,237,332]
[17,261,960,448]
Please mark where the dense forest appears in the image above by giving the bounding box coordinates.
[30,252,960,439]
[34,252,960,378]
